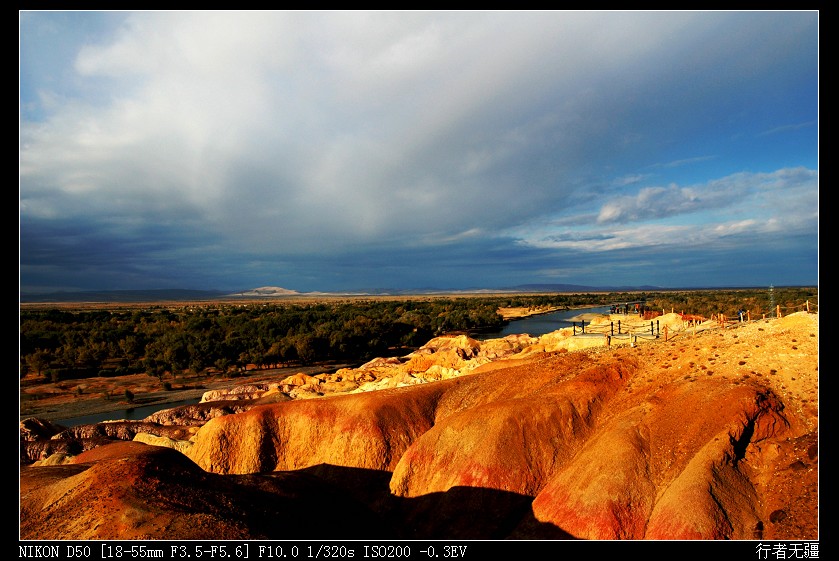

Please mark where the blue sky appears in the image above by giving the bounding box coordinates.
[19,11,819,294]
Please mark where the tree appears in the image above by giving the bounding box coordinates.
[25,349,53,378]
[293,334,320,365]
[214,357,231,375]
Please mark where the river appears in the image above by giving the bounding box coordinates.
[55,398,201,427]
[473,305,612,340]
[55,307,610,426]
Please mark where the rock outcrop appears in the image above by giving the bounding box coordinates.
[20,312,818,540]
[20,441,392,540]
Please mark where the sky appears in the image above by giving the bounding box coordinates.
[19,10,819,294]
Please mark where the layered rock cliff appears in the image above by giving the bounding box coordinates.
[20,312,818,540]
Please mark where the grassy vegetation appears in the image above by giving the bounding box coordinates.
[20,287,817,383]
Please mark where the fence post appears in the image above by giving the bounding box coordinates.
[777,305,781,318]
[605,334,611,347]
[656,319,660,337]
[610,321,614,336]
[618,320,621,334]
[573,323,577,335]
[664,325,668,342]
[806,300,810,313]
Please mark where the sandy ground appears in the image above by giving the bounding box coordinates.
[498,306,565,319]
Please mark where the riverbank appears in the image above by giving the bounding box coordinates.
[19,363,354,424]
[20,306,608,424]
[497,305,565,320]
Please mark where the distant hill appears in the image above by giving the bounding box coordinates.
[227,286,301,297]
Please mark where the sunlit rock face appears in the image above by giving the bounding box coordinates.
[20,313,818,540]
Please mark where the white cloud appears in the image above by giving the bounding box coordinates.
[592,168,817,225]
[518,167,818,253]
[19,11,819,291]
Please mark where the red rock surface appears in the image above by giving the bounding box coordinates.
[20,312,818,540]
[20,441,391,540]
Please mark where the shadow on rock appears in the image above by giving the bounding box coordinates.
[21,448,574,540]
[295,463,576,540]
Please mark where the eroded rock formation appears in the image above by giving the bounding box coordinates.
[20,312,818,540]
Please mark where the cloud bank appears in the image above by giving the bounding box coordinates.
[20,11,818,292]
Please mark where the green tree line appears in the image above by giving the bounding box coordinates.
[20,288,816,383]
[20,298,510,382]
[643,286,818,320]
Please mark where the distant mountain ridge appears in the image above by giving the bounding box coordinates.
[506,283,664,292]
[20,283,670,303]
[19,289,229,303]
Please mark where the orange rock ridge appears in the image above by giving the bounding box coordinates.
[20,312,818,540]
